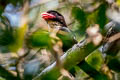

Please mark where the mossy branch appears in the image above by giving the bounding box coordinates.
[33,40,100,80]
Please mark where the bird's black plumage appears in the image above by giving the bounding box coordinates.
[46,10,67,27]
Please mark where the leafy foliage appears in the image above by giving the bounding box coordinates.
[28,29,77,51]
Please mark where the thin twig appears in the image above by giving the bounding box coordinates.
[15,49,31,80]
[108,32,120,42]
[27,48,41,60]
[15,0,30,79]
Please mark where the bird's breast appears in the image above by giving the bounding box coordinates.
[47,21,62,28]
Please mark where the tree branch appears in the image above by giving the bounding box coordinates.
[0,66,18,80]
[33,40,101,80]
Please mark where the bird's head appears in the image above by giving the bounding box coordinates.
[41,10,67,27]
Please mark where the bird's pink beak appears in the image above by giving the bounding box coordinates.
[41,12,56,20]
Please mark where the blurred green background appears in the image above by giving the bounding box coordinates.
[0,0,120,80]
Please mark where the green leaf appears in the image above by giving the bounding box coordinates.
[86,50,103,71]
[0,77,6,80]
[8,25,27,52]
[108,57,120,72]
[96,3,108,29]
[72,7,87,35]
[28,29,52,49]
[28,29,77,51]
[78,60,108,80]
[0,29,14,46]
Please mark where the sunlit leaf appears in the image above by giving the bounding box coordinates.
[8,24,27,52]
[86,50,103,71]
[28,29,77,51]
[78,60,108,80]
[27,29,52,49]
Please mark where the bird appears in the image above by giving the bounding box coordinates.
[40,10,77,78]
[41,10,67,29]
[41,10,76,41]
[40,10,77,51]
